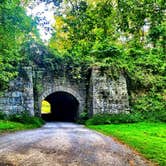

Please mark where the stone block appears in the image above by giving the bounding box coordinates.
[12,91,22,98]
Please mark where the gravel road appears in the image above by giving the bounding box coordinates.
[0,122,152,166]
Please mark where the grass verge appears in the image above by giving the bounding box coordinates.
[87,122,166,166]
[0,120,44,134]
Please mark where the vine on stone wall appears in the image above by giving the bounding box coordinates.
[21,41,90,83]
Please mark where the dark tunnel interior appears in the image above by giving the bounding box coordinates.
[41,91,79,122]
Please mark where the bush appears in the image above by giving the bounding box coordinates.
[85,112,143,125]
[76,112,89,124]
[8,112,45,127]
[154,110,166,122]
[132,93,166,122]
[0,111,7,120]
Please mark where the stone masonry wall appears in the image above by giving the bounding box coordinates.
[32,68,86,116]
[90,67,129,115]
[0,66,129,117]
[0,67,34,115]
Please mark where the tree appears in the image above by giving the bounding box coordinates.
[0,0,39,90]
[49,0,166,119]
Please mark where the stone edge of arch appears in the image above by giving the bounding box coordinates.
[39,86,84,114]
[40,86,82,102]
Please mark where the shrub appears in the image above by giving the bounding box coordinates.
[76,112,89,124]
[85,112,143,125]
[155,110,166,122]
[132,92,166,122]
[8,112,45,127]
[0,111,7,120]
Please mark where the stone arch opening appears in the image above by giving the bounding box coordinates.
[41,91,79,122]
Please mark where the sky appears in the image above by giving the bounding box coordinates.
[26,1,56,42]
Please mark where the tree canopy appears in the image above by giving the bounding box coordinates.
[48,0,166,118]
[0,0,39,89]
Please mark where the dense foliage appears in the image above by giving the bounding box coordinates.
[49,0,166,121]
[85,113,143,125]
[21,41,90,82]
[0,0,39,90]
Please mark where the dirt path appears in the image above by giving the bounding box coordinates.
[0,122,151,166]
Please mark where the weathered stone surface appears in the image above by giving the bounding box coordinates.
[0,66,129,118]
[0,67,34,115]
[35,69,86,116]
[89,67,129,114]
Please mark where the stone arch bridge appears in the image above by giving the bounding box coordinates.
[0,66,129,122]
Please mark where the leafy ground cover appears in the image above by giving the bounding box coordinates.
[87,122,166,166]
[0,119,44,134]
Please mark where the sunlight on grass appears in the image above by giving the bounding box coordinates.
[87,122,166,166]
[0,120,43,133]
[41,100,51,114]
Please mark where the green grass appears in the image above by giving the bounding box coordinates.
[0,120,43,133]
[87,122,166,166]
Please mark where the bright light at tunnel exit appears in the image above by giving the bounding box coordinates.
[41,100,51,114]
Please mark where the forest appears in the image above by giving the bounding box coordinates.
[1,0,166,121]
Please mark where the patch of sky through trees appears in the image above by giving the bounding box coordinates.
[26,0,63,42]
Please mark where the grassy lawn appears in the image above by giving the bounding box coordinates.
[0,120,42,134]
[87,122,166,166]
